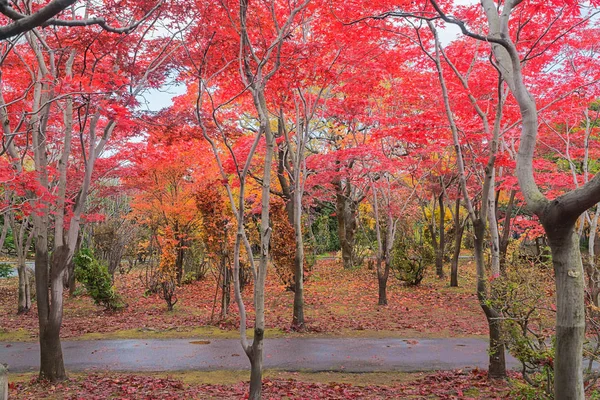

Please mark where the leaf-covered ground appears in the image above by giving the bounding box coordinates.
[0,258,487,340]
[10,370,515,399]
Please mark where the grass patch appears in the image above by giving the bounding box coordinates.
[0,328,33,342]
[78,326,287,341]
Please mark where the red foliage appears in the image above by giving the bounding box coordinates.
[10,370,515,399]
[0,259,487,338]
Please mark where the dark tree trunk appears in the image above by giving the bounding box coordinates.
[275,134,305,330]
[247,327,264,400]
[39,318,65,381]
[37,244,68,382]
[499,190,516,271]
[450,199,465,287]
[335,181,358,269]
[377,266,388,306]
[175,242,185,285]
[220,262,231,319]
[292,250,305,329]
[488,316,507,379]
[436,192,446,278]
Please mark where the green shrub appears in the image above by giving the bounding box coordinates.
[74,248,124,311]
[0,263,13,278]
[493,244,555,398]
[391,230,433,286]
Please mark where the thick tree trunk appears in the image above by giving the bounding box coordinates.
[335,185,357,269]
[487,315,507,379]
[292,244,305,329]
[543,222,585,399]
[377,269,388,306]
[36,243,67,382]
[248,328,264,400]
[39,316,66,382]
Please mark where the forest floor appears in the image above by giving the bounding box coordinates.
[0,257,487,341]
[9,369,517,399]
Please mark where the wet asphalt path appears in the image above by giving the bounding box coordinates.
[0,337,518,373]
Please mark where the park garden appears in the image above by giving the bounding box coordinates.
[1,0,600,398]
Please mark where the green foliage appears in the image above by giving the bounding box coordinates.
[508,379,553,400]
[494,241,555,397]
[391,227,433,286]
[181,271,199,285]
[0,263,13,278]
[3,230,15,255]
[182,242,209,282]
[75,248,124,311]
[310,206,339,254]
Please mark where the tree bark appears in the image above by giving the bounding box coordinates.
[473,220,506,379]
[436,192,445,278]
[17,261,31,314]
[472,0,591,394]
[450,198,464,287]
[427,19,506,379]
[335,184,358,269]
[542,217,585,400]
[499,190,516,271]
[0,363,7,400]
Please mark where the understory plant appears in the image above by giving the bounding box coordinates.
[74,248,124,311]
[391,226,433,286]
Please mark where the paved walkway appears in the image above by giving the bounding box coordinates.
[0,337,518,373]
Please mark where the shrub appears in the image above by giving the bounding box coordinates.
[74,249,124,311]
[271,201,312,291]
[391,231,433,286]
[0,263,13,278]
[493,242,555,397]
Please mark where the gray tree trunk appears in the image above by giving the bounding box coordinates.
[0,364,7,400]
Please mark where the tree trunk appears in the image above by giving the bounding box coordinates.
[436,192,445,278]
[0,219,8,254]
[450,199,464,288]
[220,263,230,319]
[39,315,66,382]
[291,142,305,330]
[36,244,67,382]
[175,239,185,285]
[0,363,7,400]
[17,261,31,314]
[248,328,264,400]
[335,184,357,269]
[473,220,506,379]
[499,190,516,271]
[377,270,388,305]
[292,242,305,329]
[543,221,585,399]
[487,314,507,379]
